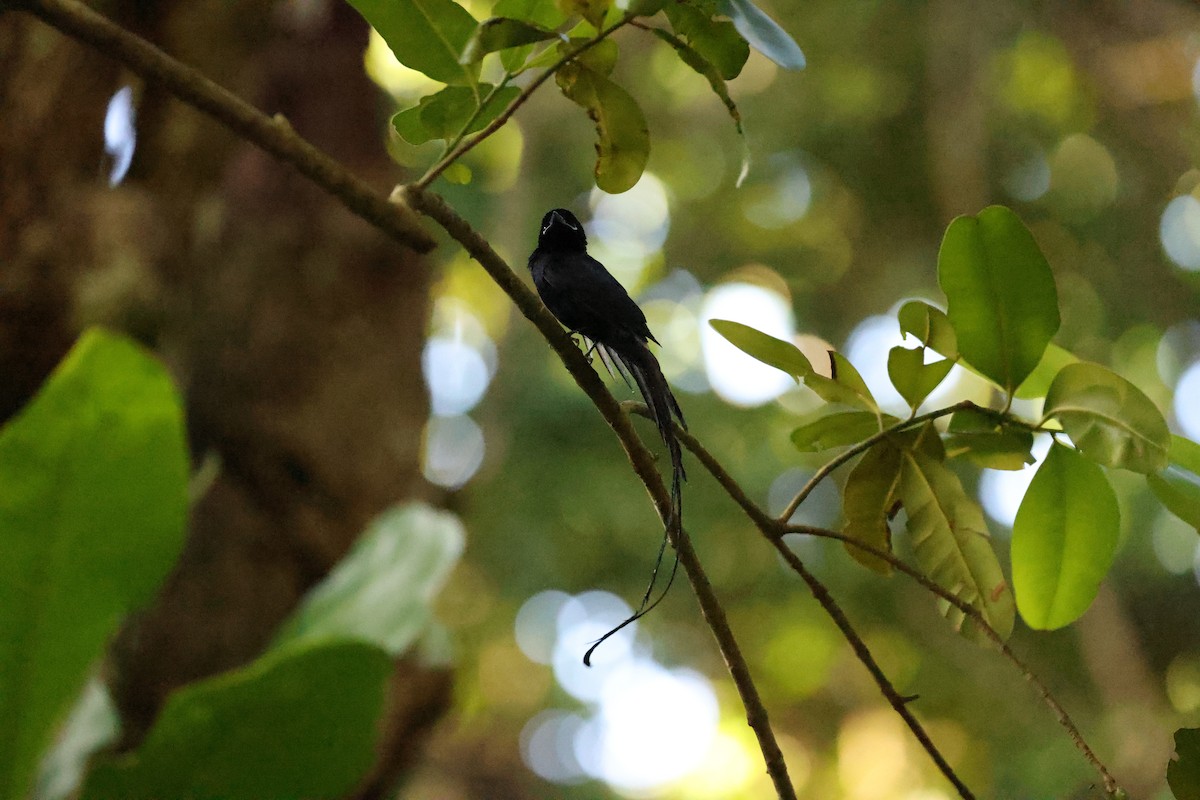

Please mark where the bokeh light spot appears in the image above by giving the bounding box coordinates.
[1160,195,1200,272]
[979,436,1052,528]
[104,86,136,187]
[422,415,485,489]
[1174,359,1200,439]
[700,282,795,406]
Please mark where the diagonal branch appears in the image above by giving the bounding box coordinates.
[656,404,1121,797]
[6,0,437,253]
[400,187,797,800]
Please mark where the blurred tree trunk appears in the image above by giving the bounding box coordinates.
[0,0,448,795]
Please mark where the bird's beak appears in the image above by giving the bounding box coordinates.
[550,211,578,231]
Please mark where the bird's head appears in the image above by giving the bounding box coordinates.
[537,208,588,251]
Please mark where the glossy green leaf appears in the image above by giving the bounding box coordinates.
[493,0,568,71]
[823,351,878,411]
[557,0,609,28]
[842,442,902,574]
[707,320,879,410]
[943,408,1035,471]
[650,28,742,136]
[273,504,464,656]
[1042,361,1170,473]
[1014,342,1077,400]
[391,84,521,145]
[460,17,559,63]
[898,433,1015,641]
[791,410,884,452]
[555,61,649,193]
[346,0,479,85]
[887,346,955,409]
[663,1,749,80]
[0,329,188,800]
[897,300,957,359]
[1148,436,1200,532]
[560,36,619,75]
[718,0,805,70]
[81,641,391,800]
[1169,727,1200,800]
[1011,443,1119,630]
[937,205,1060,394]
[708,319,814,379]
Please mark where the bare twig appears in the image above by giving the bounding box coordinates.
[7,0,437,253]
[400,187,797,800]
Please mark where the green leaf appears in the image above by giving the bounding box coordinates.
[717,0,805,70]
[708,319,813,379]
[897,300,957,359]
[898,432,1015,641]
[1169,728,1200,800]
[555,61,649,193]
[887,346,955,410]
[649,28,742,136]
[663,2,749,80]
[391,84,522,145]
[81,641,391,800]
[1042,361,1170,473]
[937,205,1060,394]
[460,17,559,63]
[493,0,568,71]
[0,329,188,800]
[557,0,610,28]
[842,441,903,574]
[791,410,884,452]
[1011,443,1119,630]
[560,36,620,75]
[943,408,1035,471]
[273,504,464,656]
[1014,342,1077,400]
[619,0,666,16]
[1148,436,1200,532]
[824,351,878,411]
[346,0,480,85]
[707,320,878,410]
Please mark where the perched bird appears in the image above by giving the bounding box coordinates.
[528,208,687,529]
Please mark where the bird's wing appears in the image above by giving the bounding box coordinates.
[539,253,657,344]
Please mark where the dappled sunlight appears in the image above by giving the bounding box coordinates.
[515,590,723,795]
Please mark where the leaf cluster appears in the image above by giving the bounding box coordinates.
[713,205,1195,642]
[346,0,804,192]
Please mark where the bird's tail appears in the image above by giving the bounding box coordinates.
[608,338,687,528]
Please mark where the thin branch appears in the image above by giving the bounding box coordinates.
[400,187,797,800]
[415,15,635,190]
[777,400,978,524]
[7,0,437,253]
[772,541,976,799]
[624,404,975,798]
[783,525,1120,796]
[654,402,1121,796]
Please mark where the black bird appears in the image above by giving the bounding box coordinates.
[528,208,687,529]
